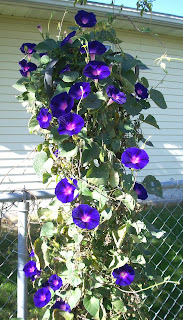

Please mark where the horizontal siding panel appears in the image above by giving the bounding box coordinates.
[0,143,37,151]
[0,182,54,192]
[0,135,42,143]
[0,111,29,119]
[0,119,30,126]
[0,167,35,175]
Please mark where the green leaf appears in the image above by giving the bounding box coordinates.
[83,91,105,110]
[13,77,29,92]
[109,168,119,188]
[121,70,136,93]
[147,223,166,239]
[34,238,45,269]
[143,175,163,198]
[86,163,109,186]
[33,151,48,177]
[150,88,167,109]
[35,39,57,53]
[123,93,144,116]
[38,208,58,221]
[41,241,50,267]
[51,126,68,142]
[82,142,100,165]
[54,82,70,95]
[142,114,160,129]
[122,174,134,192]
[92,189,108,208]
[40,222,55,238]
[121,53,136,72]
[101,208,112,221]
[68,288,81,309]
[112,300,127,313]
[141,77,149,88]
[40,55,50,64]
[60,71,79,83]
[28,115,39,133]
[83,295,100,317]
[42,309,50,320]
[53,310,74,320]
[58,142,78,158]
[131,254,146,265]
[43,172,52,184]
[122,193,136,211]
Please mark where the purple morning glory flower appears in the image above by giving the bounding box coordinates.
[48,274,63,291]
[69,82,91,100]
[112,264,135,286]
[72,204,100,230]
[84,61,110,80]
[50,92,74,119]
[60,31,76,47]
[37,108,52,129]
[20,43,36,54]
[55,178,79,203]
[42,280,50,289]
[23,261,37,278]
[135,83,148,99]
[19,59,37,77]
[121,147,149,170]
[75,10,97,28]
[133,182,148,200]
[31,269,42,282]
[80,41,107,60]
[34,287,51,308]
[29,249,35,257]
[59,64,70,74]
[52,300,71,312]
[106,85,127,105]
[58,113,85,136]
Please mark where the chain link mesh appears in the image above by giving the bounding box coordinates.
[0,201,18,319]
[0,186,182,319]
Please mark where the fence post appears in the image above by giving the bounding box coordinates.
[17,194,29,320]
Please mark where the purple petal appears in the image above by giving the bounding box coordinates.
[37,108,52,129]
[50,92,74,118]
[121,147,149,170]
[133,182,148,200]
[72,204,100,230]
[58,113,85,136]
[84,61,110,80]
[34,287,51,308]
[135,83,148,99]
[55,178,79,203]
[75,10,97,28]
[69,82,91,100]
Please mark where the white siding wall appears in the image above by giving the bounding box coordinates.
[0,15,183,192]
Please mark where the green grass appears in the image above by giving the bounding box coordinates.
[0,204,182,320]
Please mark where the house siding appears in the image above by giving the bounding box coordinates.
[0,15,183,192]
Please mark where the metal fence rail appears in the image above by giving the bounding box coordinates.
[0,183,182,320]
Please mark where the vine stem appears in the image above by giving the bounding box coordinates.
[57,6,68,41]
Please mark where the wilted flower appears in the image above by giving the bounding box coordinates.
[133,182,148,200]
[52,300,71,312]
[112,264,135,286]
[20,43,36,55]
[106,85,127,105]
[69,82,91,100]
[84,61,110,80]
[135,82,148,99]
[59,64,70,74]
[19,59,37,77]
[72,204,100,230]
[80,41,106,60]
[37,25,43,33]
[60,31,76,47]
[50,92,74,118]
[37,108,52,129]
[75,10,97,28]
[31,269,41,282]
[34,287,51,308]
[48,274,63,291]
[42,280,50,289]
[55,178,79,203]
[23,261,37,278]
[58,113,85,136]
[121,147,149,170]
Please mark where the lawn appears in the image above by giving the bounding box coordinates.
[0,203,182,320]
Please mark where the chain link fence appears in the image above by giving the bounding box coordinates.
[0,184,182,320]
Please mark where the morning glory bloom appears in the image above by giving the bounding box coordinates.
[59,64,70,74]
[50,92,74,118]
[84,61,110,80]
[58,113,85,136]
[19,59,37,77]
[135,82,148,99]
[20,43,36,54]
[52,300,71,312]
[23,261,37,278]
[112,264,135,286]
[80,41,107,60]
[55,178,79,203]
[121,147,149,170]
[31,269,42,282]
[69,82,91,100]
[72,204,100,230]
[133,182,148,200]
[48,274,63,291]
[29,249,35,257]
[75,10,97,28]
[106,85,127,105]
[37,108,52,129]
[34,287,51,308]
[60,31,76,47]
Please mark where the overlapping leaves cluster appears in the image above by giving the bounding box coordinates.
[14,8,167,320]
